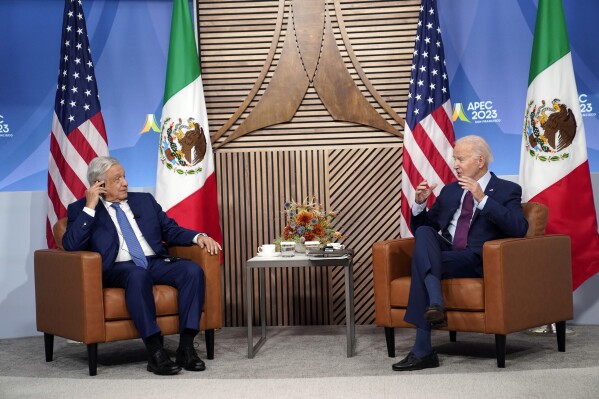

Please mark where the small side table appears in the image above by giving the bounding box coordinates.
[246,251,355,358]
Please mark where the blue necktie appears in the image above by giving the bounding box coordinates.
[111,203,148,268]
[453,191,473,250]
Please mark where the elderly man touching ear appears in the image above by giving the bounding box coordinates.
[62,156,221,375]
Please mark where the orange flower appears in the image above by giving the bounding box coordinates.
[312,224,324,237]
[297,211,313,226]
[283,225,295,239]
[303,232,315,241]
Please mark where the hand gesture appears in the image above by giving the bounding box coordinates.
[85,181,106,209]
[458,176,484,202]
[415,180,438,205]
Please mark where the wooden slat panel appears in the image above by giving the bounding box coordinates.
[200,0,417,326]
[216,150,333,326]
[328,146,402,325]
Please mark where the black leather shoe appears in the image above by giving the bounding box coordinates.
[176,347,206,371]
[392,351,439,371]
[424,304,447,328]
[147,349,182,375]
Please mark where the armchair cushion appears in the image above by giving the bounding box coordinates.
[103,286,179,321]
[389,277,485,311]
[522,202,548,237]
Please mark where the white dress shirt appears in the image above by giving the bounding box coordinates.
[84,199,156,262]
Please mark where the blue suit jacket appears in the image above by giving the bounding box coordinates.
[411,173,529,256]
[62,192,198,271]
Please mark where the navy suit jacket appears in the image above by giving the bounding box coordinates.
[411,173,529,256]
[62,192,198,272]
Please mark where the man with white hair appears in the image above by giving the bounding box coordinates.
[62,156,221,375]
[394,135,529,371]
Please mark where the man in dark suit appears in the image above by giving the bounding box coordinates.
[62,156,221,375]
[393,135,528,371]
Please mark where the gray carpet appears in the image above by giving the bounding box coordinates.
[1,325,598,397]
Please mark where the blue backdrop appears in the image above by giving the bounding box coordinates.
[1,0,598,191]
[439,0,599,175]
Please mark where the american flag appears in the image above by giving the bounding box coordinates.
[47,0,109,248]
[399,0,456,237]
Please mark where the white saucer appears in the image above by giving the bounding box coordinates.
[257,252,281,257]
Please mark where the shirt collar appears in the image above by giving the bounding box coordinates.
[478,170,492,192]
[100,197,128,210]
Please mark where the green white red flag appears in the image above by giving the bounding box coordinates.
[519,0,599,290]
[155,0,222,244]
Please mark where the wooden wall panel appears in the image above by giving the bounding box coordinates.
[199,0,418,326]
[216,150,332,327]
[329,146,402,325]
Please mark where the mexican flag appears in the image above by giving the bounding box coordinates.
[155,0,222,244]
[519,0,599,290]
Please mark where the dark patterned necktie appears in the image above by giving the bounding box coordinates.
[453,191,473,250]
[111,202,148,268]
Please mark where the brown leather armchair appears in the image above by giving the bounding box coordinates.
[372,202,573,367]
[34,218,223,376]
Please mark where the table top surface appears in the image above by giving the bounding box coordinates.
[247,250,352,267]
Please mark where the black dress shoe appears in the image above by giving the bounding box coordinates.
[392,351,439,371]
[176,347,206,371]
[424,304,447,328]
[147,349,182,375]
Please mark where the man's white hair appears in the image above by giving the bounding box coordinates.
[455,135,493,165]
[87,156,120,185]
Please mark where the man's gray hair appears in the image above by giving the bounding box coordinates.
[87,156,120,185]
[455,135,494,165]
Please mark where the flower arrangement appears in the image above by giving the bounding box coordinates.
[275,197,342,247]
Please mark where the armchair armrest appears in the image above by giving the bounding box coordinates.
[34,249,106,343]
[168,246,223,329]
[482,234,573,334]
[372,238,414,325]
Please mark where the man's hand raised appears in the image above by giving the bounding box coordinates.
[85,181,106,209]
[458,176,485,202]
[415,180,438,205]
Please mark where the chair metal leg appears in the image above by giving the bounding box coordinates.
[495,334,506,368]
[384,327,395,357]
[205,329,215,359]
[87,343,98,376]
[44,333,54,362]
[556,321,566,352]
[449,331,457,342]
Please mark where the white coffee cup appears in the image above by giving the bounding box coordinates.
[280,241,296,257]
[258,244,276,255]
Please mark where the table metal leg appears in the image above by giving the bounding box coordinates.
[344,261,355,357]
[248,266,267,358]
[349,261,356,346]
[247,265,254,358]
[260,268,267,339]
